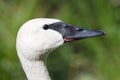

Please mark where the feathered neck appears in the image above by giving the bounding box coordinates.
[18,52,51,80]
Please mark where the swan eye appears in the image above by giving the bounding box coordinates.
[43,25,49,30]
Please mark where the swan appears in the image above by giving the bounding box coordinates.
[16,18,105,80]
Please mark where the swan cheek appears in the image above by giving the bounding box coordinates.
[42,30,64,48]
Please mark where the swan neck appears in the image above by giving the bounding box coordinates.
[19,54,51,80]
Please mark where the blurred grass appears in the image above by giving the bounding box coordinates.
[0,0,120,80]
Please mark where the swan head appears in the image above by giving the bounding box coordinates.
[16,18,105,61]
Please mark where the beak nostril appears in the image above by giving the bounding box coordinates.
[77,28,84,31]
[75,27,84,31]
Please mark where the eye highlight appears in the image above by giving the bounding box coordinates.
[43,24,49,30]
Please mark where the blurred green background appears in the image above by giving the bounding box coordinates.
[0,0,120,80]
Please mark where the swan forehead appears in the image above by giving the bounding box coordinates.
[24,18,62,28]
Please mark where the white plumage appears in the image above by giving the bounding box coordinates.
[16,18,105,80]
[16,18,64,80]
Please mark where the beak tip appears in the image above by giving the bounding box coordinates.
[99,30,106,36]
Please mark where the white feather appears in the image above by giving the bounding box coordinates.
[16,18,64,80]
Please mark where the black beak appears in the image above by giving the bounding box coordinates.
[64,29,105,42]
[46,22,105,42]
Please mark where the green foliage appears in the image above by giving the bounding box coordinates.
[0,0,120,80]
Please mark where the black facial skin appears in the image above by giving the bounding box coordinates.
[43,22,105,42]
